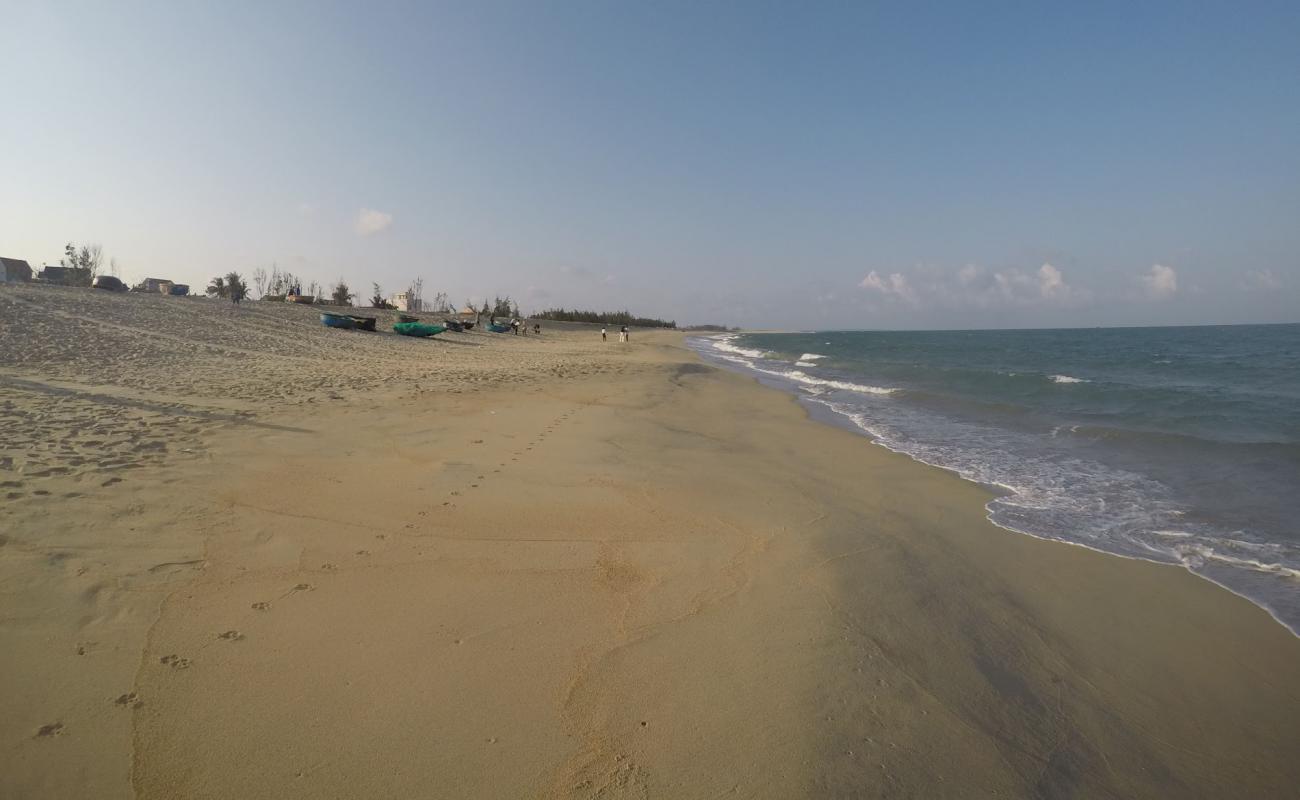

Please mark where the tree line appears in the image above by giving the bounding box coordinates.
[534,308,676,328]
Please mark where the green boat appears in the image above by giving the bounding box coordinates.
[393,322,446,337]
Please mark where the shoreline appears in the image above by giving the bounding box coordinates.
[691,331,1300,639]
[3,286,1299,798]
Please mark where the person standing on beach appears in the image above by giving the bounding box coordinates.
[601,327,607,342]
[620,325,629,343]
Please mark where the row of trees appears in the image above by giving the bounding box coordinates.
[535,308,677,328]
[53,246,538,320]
[250,264,320,300]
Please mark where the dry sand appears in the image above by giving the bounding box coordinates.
[2,283,1298,798]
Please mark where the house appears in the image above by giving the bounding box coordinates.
[457,306,478,320]
[391,291,421,312]
[39,265,91,286]
[138,277,174,293]
[1,257,33,283]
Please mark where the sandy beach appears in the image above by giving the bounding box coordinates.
[2,284,1298,798]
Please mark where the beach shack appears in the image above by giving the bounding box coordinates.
[39,265,91,286]
[1,257,33,283]
[457,305,478,323]
[138,277,175,293]
[391,291,421,312]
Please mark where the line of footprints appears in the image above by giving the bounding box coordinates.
[83,405,584,731]
[442,406,576,505]
[39,408,581,739]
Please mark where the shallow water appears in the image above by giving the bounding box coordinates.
[691,325,1300,635]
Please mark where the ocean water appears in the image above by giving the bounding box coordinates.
[690,325,1300,635]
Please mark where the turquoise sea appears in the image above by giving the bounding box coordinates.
[690,325,1300,635]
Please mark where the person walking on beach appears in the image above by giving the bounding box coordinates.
[601,327,607,342]
[620,325,629,343]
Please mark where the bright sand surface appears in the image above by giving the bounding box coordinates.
[2,284,1299,799]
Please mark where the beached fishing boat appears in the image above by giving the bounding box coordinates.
[320,312,355,329]
[287,294,316,304]
[393,322,446,337]
[397,313,418,323]
[487,323,510,333]
[349,316,377,331]
[442,320,464,332]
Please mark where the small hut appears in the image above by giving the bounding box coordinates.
[1,257,33,283]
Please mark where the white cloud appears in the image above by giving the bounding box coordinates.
[860,262,1079,309]
[1037,263,1067,298]
[355,208,393,236]
[859,270,916,303]
[1244,269,1281,290]
[1142,264,1177,298]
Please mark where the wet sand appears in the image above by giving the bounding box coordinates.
[2,284,1298,798]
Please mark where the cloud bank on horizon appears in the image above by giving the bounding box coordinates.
[0,2,1296,330]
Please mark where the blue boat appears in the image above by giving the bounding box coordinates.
[487,323,510,333]
[320,312,355,329]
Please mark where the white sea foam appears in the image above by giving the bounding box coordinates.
[779,369,897,396]
[711,336,765,359]
[1176,544,1300,580]
[799,353,827,361]
[1050,374,1089,384]
[795,361,816,367]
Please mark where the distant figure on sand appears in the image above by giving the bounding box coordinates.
[534,323,540,335]
[601,327,607,342]
[620,325,628,343]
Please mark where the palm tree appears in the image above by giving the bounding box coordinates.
[224,271,248,303]
[206,276,227,298]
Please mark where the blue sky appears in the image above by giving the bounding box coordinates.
[2,1,1297,328]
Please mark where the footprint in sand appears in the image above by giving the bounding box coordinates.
[290,583,314,593]
[36,722,64,738]
[320,563,338,571]
[355,549,370,556]
[251,602,270,611]
[217,630,244,641]
[115,692,143,709]
[159,654,192,669]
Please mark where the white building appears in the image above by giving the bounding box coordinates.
[390,291,421,312]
